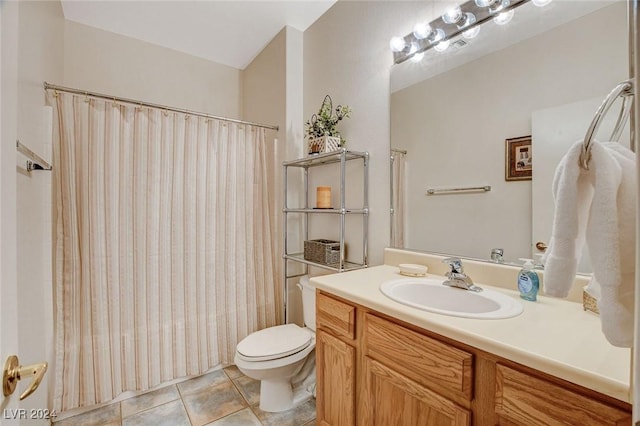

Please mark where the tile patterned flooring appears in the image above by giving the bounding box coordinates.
[53,366,316,426]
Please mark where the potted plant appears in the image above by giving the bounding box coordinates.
[305,95,352,155]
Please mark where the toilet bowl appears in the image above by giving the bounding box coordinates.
[234,276,317,412]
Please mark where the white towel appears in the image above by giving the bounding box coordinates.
[542,141,594,298]
[589,142,635,347]
[544,140,636,347]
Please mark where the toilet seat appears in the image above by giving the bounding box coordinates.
[236,324,312,362]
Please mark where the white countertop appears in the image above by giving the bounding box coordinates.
[310,264,632,403]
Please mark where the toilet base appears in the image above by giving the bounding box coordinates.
[259,379,313,413]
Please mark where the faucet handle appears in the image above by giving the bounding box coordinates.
[490,248,504,263]
[442,257,463,274]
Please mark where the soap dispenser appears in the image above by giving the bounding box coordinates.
[517,258,540,301]
[533,253,545,270]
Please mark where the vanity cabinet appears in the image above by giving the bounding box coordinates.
[316,292,357,426]
[315,290,632,426]
[316,330,356,426]
[361,358,470,425]
[495,364,630,426]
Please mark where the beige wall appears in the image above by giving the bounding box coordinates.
[303,1,418,267]
[64,21,242,117]
[15,0,65,419]
[391,3,627,261]
[242,26,306,325]
[0,1,21,419]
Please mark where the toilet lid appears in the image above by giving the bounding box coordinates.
[237,324,312,361]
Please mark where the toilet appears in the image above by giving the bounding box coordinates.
[234,276,317,412]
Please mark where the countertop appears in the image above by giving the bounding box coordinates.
[310,264,632,403]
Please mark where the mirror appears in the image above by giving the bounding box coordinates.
[390,0,629,270]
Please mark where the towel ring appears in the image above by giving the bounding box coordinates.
[579,79,634,170]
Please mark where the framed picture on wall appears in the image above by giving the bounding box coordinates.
[505,136,532,181]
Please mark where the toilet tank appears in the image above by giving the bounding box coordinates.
[299,276,317,332]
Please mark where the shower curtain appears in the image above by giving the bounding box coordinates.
[391,150,406,248]
[49,91,282,412]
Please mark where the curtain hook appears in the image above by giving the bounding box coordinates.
[163,108,169,117]
[84,91,90,103]
[54,90,59,98]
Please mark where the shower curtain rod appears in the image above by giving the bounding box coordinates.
[43,82,279,131]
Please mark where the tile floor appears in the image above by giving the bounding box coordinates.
[53,366,316,426]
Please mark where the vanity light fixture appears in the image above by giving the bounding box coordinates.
[493,8,515,25]
[462,13,480,39]
[434,40,451,52]
[410,51,425,62]
[389,36,407,52]
[390,0,530,64]
[413,22,445,44]
[442,5,464,25]
[442,5,476,31]
[475,0,510,13]
[493,0,516,25]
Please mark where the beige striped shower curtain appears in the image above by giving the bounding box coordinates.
[49,91,282,412]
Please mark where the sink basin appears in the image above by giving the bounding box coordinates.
[380,278,523,319]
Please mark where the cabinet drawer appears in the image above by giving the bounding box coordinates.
[495,364,631,425]
[317,292,356,340]
[364,313,473,401]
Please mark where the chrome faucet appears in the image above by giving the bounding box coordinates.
[442,258,482,292]
[490,248,504,263]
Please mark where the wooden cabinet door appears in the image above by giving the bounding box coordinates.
[495,364,631,426]
[316,330,356,426]
[360,357,470,426]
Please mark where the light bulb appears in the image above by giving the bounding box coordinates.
[434,39,450,52]
[410,51,425,63]
[532,0,552,6]
[442,5,463,25]
[474,0,496,6]
[493,8,514,25]
[389,36,406,52]
[413,22,431,40]
[430,28,445,44]
[463,25,480,39]
[460,12,475,28]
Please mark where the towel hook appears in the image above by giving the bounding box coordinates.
[580,79,634,170]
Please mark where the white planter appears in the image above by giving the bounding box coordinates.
[307,136,341,155]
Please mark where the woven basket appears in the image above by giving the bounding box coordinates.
[304,239,341,265]
[308,136,341,155]
[582,289,600,315]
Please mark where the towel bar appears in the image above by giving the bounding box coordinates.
[16,140,52,176]
[426,185,491,195]
[580,79,634,170]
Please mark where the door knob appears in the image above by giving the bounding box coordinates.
[2,355,47,400]
[535,241,548,252]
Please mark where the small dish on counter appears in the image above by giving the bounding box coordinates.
[398,263,428,277]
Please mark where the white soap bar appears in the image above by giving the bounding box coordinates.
[399,263,428,277]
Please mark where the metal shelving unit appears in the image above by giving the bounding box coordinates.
[283,148,369,321]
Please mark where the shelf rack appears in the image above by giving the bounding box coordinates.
[283,148,369,322]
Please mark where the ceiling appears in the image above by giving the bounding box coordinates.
[60,0,337,70]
